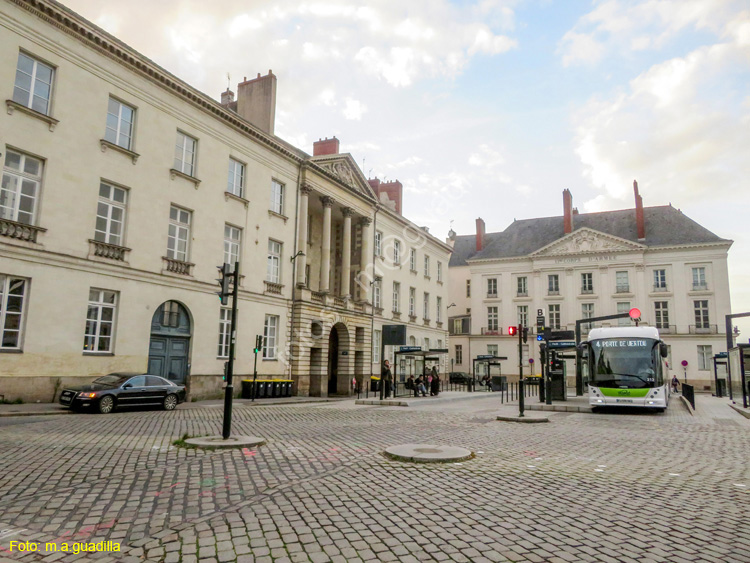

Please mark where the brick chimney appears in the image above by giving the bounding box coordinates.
[220,88,234,106]
[634,179,646,240]
[476,218,485,252]
[236,70,277,135]
[563,189,573,234]
[378,180,402,215]
[313,137,340,156]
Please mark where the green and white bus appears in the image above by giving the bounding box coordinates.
[582,326,670,412]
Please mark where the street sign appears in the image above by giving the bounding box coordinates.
[548,341,575,349]
[399,346,422,352]
[544,329,575,341]
[476,354,495,359]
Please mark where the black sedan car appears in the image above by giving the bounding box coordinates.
[59,373,186,414]
[449,371,471,384]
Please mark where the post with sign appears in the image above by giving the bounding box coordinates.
[511,325,524,417]
[251,334,263,402]
[221,261,240,440]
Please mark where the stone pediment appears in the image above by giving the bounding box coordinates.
[532,228,645,257]
[311,154,376,199]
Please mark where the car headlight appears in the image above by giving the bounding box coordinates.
[78,392,97,399]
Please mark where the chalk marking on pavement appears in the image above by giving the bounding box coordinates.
[734,484,746,487]
[669,474,680,476]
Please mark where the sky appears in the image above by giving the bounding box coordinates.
[62,0,750,333]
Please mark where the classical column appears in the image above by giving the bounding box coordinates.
[319,196,334,293]
[296,185,312,287]
[341,208,353,298]
[359,217,373,302]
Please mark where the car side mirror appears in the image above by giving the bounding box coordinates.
[660,342,668,358]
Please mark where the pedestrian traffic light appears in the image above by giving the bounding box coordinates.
[223,361,229,382]
[508,326,517,336]
[522,327,528,343]
[254,334,264,355]
[216,264,231,305]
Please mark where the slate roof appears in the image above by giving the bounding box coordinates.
[449,206,730,267]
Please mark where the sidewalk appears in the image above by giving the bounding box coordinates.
[354,390,499,406]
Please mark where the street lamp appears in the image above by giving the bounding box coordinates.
[290,250,305,262]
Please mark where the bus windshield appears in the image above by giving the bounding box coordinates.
[590,338,659,389]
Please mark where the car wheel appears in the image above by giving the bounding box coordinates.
[163,394,178,411]
[98,395,115,414]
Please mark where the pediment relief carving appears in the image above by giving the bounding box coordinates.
[533,229,644,256]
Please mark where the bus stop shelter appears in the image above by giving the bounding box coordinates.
[713,352,728,398]
[394,347,449,384]
[472,355,508,391]
[728,344,750,408]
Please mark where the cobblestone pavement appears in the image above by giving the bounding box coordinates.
[0,396,749,563]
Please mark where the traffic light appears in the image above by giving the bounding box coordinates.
[216,263,231,305]
[508,326,517,336]
[223,361,229,382]
[254,334,264,355]
[522,327,528,343]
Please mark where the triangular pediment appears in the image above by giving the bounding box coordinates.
[532,228,645,257]
[310,153,377,199]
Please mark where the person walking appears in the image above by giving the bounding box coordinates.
[382,360,393,398]
[671,374,680,394]
[430,366,440,397]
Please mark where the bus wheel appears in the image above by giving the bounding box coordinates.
[590,406,600,413]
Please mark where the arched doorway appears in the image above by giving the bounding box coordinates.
[148,301,191,383]
[326,322,350,396]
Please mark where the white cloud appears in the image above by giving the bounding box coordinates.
[343,97,367,120]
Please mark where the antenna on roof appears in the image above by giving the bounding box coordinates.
[362,157,365,171]
[226,72,230,89]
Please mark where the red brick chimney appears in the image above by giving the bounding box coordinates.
[378,180,402,215]
[313,137,340,156]
[634,179,645,240]
[236,70,277,135]
[563,189,573,234]
[476,218,485,252]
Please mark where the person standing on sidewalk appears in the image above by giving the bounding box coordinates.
[430,366,440,397]
[382,360,393,398]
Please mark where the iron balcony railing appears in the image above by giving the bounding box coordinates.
[689,324,718,334]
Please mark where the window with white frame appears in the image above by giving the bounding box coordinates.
[424,337,430,350]
[548,304,561,329]
[83,289,117,353]
[263,314,279,359]
[1,149,43,225]
[698,345,712,371]
[423,292,430,319]
[227,158,245,198]
[94,182,127,246]
[487,344,498,356]
[617,302,630,326]
[174,131,197,176]
[487,306,498,332]
[217,308,231,358]
[224,225,241,269]
[692,267,707,290]
[270,179,284,214]
[393,239,401,265]
[437,262,443,282]
[392,282,400,313]
[104,97,135,150]
[582,303,594,329]
[615,271,629,293]
[694,300,710,329]
[655,301,669,329]
[409,287,416,316]
[581,272,593,293]
[167,206,190,262]
[455,344,463,365]
[548,274,559,294]
[373,330,381,363]
[453,318,463,334]
[374,231,382,256]
[424,255,430,277]
[0,276,27,350]
[437,339,443,349]
[12,52,54,115]
[653,269,667,290]
[267,240,281,283]
[373,280,381,309]
[436,296,442,323]
[487,278,497,297]
[518,305,528,328]
[409,335,416,346]
[517,276,527,296]
[409,248,416,271]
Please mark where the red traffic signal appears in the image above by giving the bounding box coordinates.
[629,307,641,320]
[508,326,517,336]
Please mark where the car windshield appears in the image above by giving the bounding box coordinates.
[590,338,658,389]
[92,374,132,386]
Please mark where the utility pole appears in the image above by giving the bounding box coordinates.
[218,261,239,440]
[518,324,525,418]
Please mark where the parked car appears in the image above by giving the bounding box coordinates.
[59,373,186,414]
[449,371,471,384]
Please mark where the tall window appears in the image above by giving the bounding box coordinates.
[437,262,443,282]
[95,183,127,246]
[692,267,707,290]
[653,269,667,290]
[409,287,416,316]
[615,271,629,293]
[267,240,282,283]
[487,278,497,297]
[373,330,381,363]
[392,282,400,313]
[697,345,712,371]
[1,149,43,225]
[453,318,462,334]
[13,52,54,115]
[217,308,231,358]
[517,276,527,296]
[424,337,430,351]
[424,255,430,277]
[437,339,443,349]
[487,344,498,357]
[694,300,710,329]
[393,240,401,265]
[548,304,561,329]
[437,296,442,323]
[227,158,245,198]
[167,206,191,262]
[0,276,27,350]
[84,289,117,353]
[582,303,594,329]
[617,302,630,326]
[654,301,669,329]
[270,180,284,214]
[518,305,528,328]
[466,280,471,297]
[263,314,278,359]
[548,274,559,294]
[487,306,498,331]
[161,301,181,328]
[374,231,382,256]
[373,280,381,308]
[224,225,241,268]
[455,344,463,365]
[104,97,134,150]
[581,273,593,293]
[174,132,197,176]
[410,248,416,271]
[423,292,430,319]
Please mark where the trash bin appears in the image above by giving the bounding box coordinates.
[370,378,380,392]
[241,380,253,399]
[256,381,267,398]
[490,376,506,392]
[270,381,279,397]
[467,377,474,392]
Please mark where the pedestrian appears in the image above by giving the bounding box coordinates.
[382,360,393,398]
[416,374,427,397]
[427,369,434,395]
[671,374,680,394]
[482,373,491,391]
[430,366,440,397]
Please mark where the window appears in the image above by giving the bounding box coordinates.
[487,278,497,297]
[84,289,117,353]
[581,273,593,294]
[548,274,559,294]
[227,158,245,198]
[518,305,528,328]
[423,292,430,319]
[1,149,43,225]
[373,281,381,309]
[694,300,709,329]
[582,303,594,329]
[615,271,629,293]
[409,287,416,316]
[697,345,712,371]
[267,240,282,283]
[409,335,416,346]
[692,267,707,290]
[453,318,462,334]
[437,339,443,349]
[617,302,630,326]
[167,206,191,262]
[263,315,279,359]
[270,180,284,214]
[487,344,498,356]
[373,330,381,363]
[0,276,27,350]
[487,306,498,331]
[104,97,134,150]
[653,269,667,290]
[424,255,430,277]
[437,296,442,323]
[161,301,181,328]
[375,231,382,257]
[12,52,54,115]
[392,282,400,313]
[424,337,430,350]
[94,182,127,246]
[437,262,443,283]
[217,308,231,358]
[174,132,197,176]
[517,276,527,296]
[655,301,669,329]
[224,225,241,268]
[410,248,416,271]
[455,345,463,365]
[466,280,471,297]
[548,304,561,329]
[393,240,401,266]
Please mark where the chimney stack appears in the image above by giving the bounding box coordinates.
[563,189,573,234]
[236,70,277,135]
[476,218,486,252]
[220,88,235,106]
[313,137,340,156]
[634,180,646,240]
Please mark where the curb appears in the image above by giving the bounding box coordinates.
[355,392,496,407]
[729,403,750,420]
[0,409,72,418]
[496,415,549,423]
[679,395,695,416]
[526,404,593,413]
